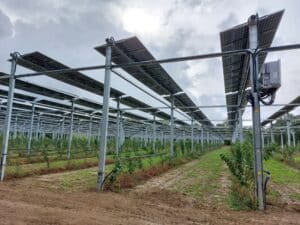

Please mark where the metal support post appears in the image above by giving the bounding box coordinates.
[152,112,156,152]
[115,97,121,155]
[207,132,209,145]
[77,120,81,135]
[191,115,194,152]
[36,114,41,139]
[292,130,296,147]
[248,14,264,210]
[261,131,265,149]
[13,116,18,139]
[67,100,75,159]
[170,94,175,157]
[286,117,291,147]
[61,116,65,139]
[201,127,204,151]
[145,127,148,145]
[280,130,284,152]
[97,37,113,191]
[270,122,274,144]
[238,108,244,142]
[27,103,35,157]
[88,115,93,149]
[0,53,17,181]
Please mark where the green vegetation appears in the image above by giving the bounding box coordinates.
[264,159,300,186]
[171,148,227,199]
[5,133,221,179]
[105,146,220,191]
[220,137,300,210]
[56,154,168,192]
[220,141,256,210]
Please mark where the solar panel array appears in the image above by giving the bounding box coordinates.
[95,36,181,95]
[16,52,125,98]
[220,10,284,128]
[0,72,74,100]
[261,96,300,126]
[95,36,213,127]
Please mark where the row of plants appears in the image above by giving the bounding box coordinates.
[263,143,300,169]
[6,133,217,164]
[220,140,257,210]
[220,134,299,210]
[3,130,222,180]
[104,142,223,191]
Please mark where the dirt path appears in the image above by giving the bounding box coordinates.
[134,159,200,192]
[0,156,299,224]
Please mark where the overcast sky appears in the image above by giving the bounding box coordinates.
[0,0,299,126]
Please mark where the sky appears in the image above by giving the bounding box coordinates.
[0,0,299,127]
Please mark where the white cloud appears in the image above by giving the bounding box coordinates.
[0,0,299,129]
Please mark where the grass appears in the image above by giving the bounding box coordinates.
[58,165,114,192]
[55,155,166,192]
[289,193,300,201]
[264,159,300,186]
[264,158,300,206]
[5,156,114,179]
[171,148,228,201]
[5,150,167,179]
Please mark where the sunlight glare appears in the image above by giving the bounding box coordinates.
[122,8,160,35]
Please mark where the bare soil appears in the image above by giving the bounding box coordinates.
[0,160,299,225]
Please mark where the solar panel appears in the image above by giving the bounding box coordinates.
[95,36,182,95]
[187,111,213,127]
[0,89,35,102]
[8,102,56,114]
[120,96,184,122]
[16,52,124,98]
[120,96,155,112]
[174,120,188,126]
[37,99,73,110]
[74,98,102,111]
[95,37,213,127]
[0,72,74,100]
[165,93,195,113]
[155,111,171,120]
[220,10,284,126]
[261,96,300,126]
[122,111,150,121]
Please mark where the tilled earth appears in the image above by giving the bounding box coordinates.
[0,160,299,225]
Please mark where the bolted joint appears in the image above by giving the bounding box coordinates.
[105,36,115,46]
[10,52,20,61]
[248,14,258,26]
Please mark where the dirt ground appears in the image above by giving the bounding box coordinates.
[0,160,299,225]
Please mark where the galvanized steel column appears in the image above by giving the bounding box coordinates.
[88,115,93,149]
[61,116,65,139]
[67,100,74,159]
[170,94,175,157]
[261,131,265,149]
[13,116,18,139]
[36,114,41,139]
[152,112,156,152]
[280,129,284,152]
[270,122,274,144]
[0,53,17,181]
[97,37,113,191]
[286,117,291,147]
[27,103,35,157]
[248,14,265,210]
[201,127,204,151]
[238,108,244,142]
[292,129,296,147]
[191,116,194,152]
[115,97,121,155]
